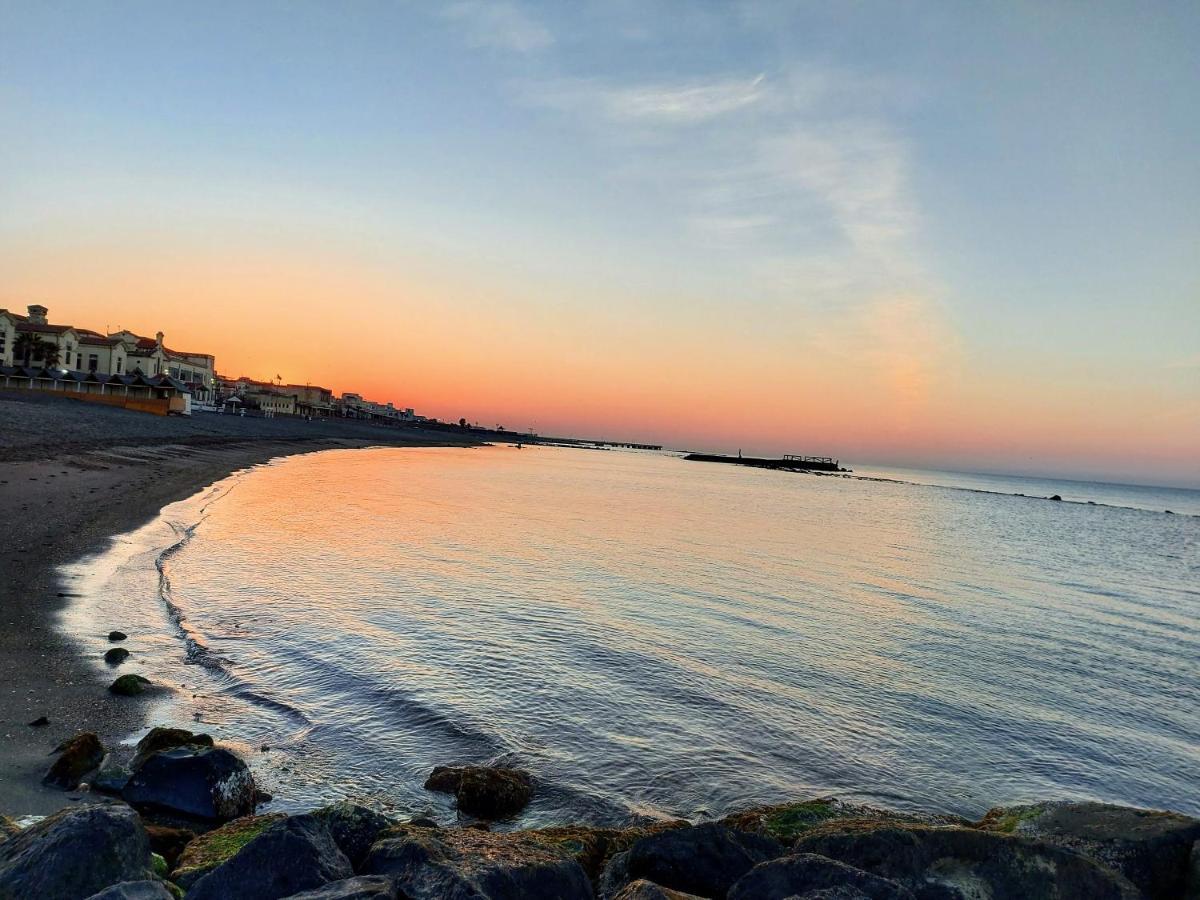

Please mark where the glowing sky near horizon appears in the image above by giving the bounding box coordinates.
[2,2,1198,486]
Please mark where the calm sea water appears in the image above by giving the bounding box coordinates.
[60,446,1200,825]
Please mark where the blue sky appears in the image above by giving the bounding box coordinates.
[2,1,1198,484]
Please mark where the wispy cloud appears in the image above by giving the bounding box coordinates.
[441,1,553,53]
[521,75,766,124]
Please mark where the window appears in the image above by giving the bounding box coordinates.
[116,358,123,374]
[76,353,82,369]
[88,354,99,372]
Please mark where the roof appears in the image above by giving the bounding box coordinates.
[79,335,122,347]
[16,322,74,334]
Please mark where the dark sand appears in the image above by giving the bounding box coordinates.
[0,391,476,816]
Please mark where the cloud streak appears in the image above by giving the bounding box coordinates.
[441,1,553,53]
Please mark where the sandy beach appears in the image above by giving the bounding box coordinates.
[0,391,475,816]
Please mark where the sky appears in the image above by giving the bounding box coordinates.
[1,1,1197,486]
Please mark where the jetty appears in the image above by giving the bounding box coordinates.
[684,452,846,473]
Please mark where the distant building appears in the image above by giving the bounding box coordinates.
[338,392,417,422]
[215,375,334,417]
[0,305,216,402]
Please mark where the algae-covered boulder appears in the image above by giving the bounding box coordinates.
[363,823,592,898]
[105,647,132,665]
[0,803,154,900]
[42,730,105,789]
[727,853,914,899]
[123,745,256,821]
[282,875,398,898]
[425,765,534,819]
[186,815,352,900]
[722,797,965,846]
[606,822,784,899]
[85,881,175,899]
[145,824,197,869]
[131,727,214,769]
[170,813,285,890]
[978,801,1200,899]
[311,802,395,869]
[793,823,1141,899]
[111,674,153,696]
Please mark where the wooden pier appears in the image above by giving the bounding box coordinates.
[684,452,846,473]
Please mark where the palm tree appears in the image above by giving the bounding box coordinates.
[41,343,61,368]
[13,332,46,367]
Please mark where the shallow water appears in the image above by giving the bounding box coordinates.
[61,446,1200,824]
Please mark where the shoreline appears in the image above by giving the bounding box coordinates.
[0,391,478,816]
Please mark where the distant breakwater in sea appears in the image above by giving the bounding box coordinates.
[59,445,1200,828]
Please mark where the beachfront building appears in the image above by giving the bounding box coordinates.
[0,305,216,403]
[338,392,417,423]
[215,376,333,417]
[244,387,297,417]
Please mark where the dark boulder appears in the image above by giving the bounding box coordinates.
[85,881,175,899]
[727,853,914,899]
[28,715,49,727]
[105,647,132,665]
[977,801,1200,899]
[0,803,153,899]
[363,824,593,898]
[312,802,396,870]
[171,813,285,890]
[604,822,784,899]
[283,875,398,898]
[109,630,129,641]
[794,824,1141,899]
[43,730,104,789]
[425,765,534,819]
[131,726,214,769]
[123,745,257,821]
[1050,494,1063,501]
[613,879,706,899]
[111,674,152,696]
[186,815,352,900]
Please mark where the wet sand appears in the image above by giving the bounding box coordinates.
[0,391,476,816]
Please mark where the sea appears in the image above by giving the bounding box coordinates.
[58,445,1200,824]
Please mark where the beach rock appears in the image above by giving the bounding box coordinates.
[171,813,286,890]
[0,817,18,848]
[106,646,132,665]
[0,803,154,900]
[312,802,396,870]
[363,823,593,898]
[793,823,1141,899]
[603,822,784,899]
[85,881,175,899]
[613,879,706,899]
[1050,494,1063,501]
[186,815,352,900]
[977,800,1200,899]
[124,745,257,821]
[722,798,966,847]
[28,715,49,727]
[109,630,129,641]
[282,875,398,898]
[111,673,153,696]
[95,759,134,794]
[131,727,214,769]
[425,765,534,819]
[727,854,914,899]
[43,730,105,788]
[145,824,196,868]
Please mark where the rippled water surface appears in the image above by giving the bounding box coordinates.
[63,446,1200,823]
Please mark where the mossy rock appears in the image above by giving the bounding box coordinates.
[104,646,131,665]
[151,852,168,877]
[110,673,152,696]
[171,813,286,890]
[977,802,1048,834]
[722,797,967,845]
[0,815,19,845]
